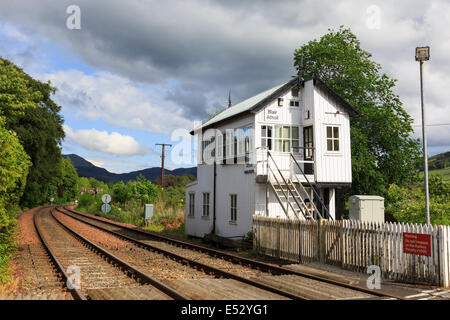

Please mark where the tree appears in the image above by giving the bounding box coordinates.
[0,116,31,220]
[48,157,79,203]
[0,116,31,279]
[0,58,65,207]
[293,27,422,197]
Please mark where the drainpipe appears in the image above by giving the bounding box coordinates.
[212,161,216,234]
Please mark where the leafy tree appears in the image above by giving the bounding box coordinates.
[0,117,31,210]
[48,157,79,203]
[293,27,422,197]
[0,116,31,280]
[112,182,131,203]
[0,58,65,207]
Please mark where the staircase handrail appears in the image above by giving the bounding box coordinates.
[267,150,309,220]
[290,152,333,220]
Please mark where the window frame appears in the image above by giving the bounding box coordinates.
[325,125,340,153]
[202,192,210,217]
[188,192,195,217]
[230,194,237,222]
[273,125,300,154]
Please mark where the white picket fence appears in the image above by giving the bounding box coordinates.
[253,215,450,287]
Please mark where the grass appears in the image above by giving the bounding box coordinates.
[76,198,187,238]
[143,203,186,238]
[419,167,450,181]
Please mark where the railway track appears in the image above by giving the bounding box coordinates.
[34,207,189,300]
[57,206,405,300]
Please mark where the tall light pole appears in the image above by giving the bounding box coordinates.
[415,46,430,225]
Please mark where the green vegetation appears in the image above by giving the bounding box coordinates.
[0,116,31,283]
[0,57,76,287]
[294,27,422,198]
[75,174,194,236]
[0,58,66,208]
[386,175,450,225]
[428,151,450,171]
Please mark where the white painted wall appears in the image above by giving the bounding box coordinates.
[313,85,352,183]
[186,79,352,238]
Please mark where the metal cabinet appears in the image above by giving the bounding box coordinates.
[349,195,385,223]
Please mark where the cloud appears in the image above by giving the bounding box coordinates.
[42,70,192,134]
[63,125,147,156]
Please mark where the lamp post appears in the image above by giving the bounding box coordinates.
[415,46,430,225]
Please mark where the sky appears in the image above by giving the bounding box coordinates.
[0,0,448,173]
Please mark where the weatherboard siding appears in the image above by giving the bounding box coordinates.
[313,85,352,184]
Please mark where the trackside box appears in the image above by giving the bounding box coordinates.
[349,195,385,223]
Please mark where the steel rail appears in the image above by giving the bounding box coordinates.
[50,207,189,300]
[62,206,405,300]
[57,207,311,300]
[33,207,87,300]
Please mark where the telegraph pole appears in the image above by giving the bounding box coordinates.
[156,143,172,201]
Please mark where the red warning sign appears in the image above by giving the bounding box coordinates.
[403,232,431,256]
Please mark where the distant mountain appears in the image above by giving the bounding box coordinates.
[63,154,196,183]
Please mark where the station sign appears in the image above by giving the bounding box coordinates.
[403,232,431,256]
[264,108,281,122]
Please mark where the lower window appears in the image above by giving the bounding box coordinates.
[230,194,237,221]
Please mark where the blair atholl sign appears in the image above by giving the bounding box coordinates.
[403,232,431,256]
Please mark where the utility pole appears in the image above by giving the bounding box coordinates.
[156,143,172,201]
[415,46,430,225]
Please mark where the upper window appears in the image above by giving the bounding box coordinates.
[277,98,284,107]
[261,125,273,150]
[289,100,300,107]
[274,125,299,153]
[326,126,340,152]
[201,135,215,163]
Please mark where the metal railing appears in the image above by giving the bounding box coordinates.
[289,153,333,220]
[266,150,310,220]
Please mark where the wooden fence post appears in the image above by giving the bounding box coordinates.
[318,219,326,263]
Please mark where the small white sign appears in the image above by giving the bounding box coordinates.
[50,198,54,203]
[101,203,111,214]
[101,194,111,204]
[264,108,281,122]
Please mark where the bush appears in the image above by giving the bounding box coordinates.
[78,193,95,208]
[386,175,450,225]
[0,117,31,285]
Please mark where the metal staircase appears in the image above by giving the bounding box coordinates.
[261,149,333,221]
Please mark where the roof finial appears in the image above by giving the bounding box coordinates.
[228,89,232,108]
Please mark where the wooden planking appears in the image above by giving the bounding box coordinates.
[87,286,172,300]
[253,215,450,287]
[163,278,289,300]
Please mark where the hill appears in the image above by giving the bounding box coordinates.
[428,151,450,170]
[63,154,196,183]
[419,151,450,181]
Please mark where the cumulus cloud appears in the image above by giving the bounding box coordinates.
[42,70,192,134]
[64,125,147,156]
